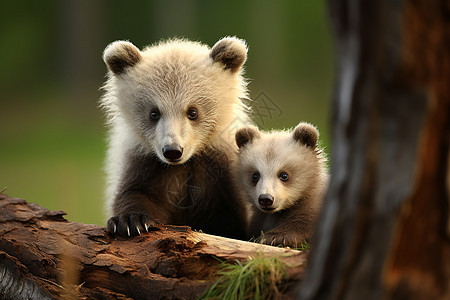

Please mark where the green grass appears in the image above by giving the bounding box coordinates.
[200,255,288,300]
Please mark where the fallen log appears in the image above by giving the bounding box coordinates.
[0,193,307,299]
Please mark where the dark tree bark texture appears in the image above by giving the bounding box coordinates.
[2,1,449,299]
[298,0,449,299]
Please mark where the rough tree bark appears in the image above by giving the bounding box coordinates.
[298,0,449,299]
[2,1,449,299]
[0,193,307,299]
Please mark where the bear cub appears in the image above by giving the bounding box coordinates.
[233,122,328,247]
[101,37,252,239]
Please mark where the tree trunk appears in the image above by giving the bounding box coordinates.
[0,193,307,299]
[298,0,450,299]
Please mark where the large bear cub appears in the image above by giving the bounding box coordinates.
[233,122,328,247]
[101,37,251,239]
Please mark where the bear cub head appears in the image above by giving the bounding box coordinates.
[234,122,328,213]
[101,37,250,165]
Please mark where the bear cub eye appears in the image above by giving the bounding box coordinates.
[150,109,161,121]
[251,172,260,184]
[279,171,289,182]
[187,107,198,120]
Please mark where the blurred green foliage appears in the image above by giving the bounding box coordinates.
[0,0,334,225]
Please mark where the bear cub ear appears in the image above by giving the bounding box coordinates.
[235,126,260,149]
[293,122,319,149]
[210,37,247,73]
[103,41,142,75]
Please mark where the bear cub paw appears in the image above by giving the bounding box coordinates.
[106,213,159,237]
[261,232,307,249]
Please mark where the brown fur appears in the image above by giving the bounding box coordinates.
[250,196,320,247]
[104,41,142,74]
[210,38,247,73]
[293,123,318,148]
[111,147,246,239]
[101,37,251,240]
[233,122,328,247]
[235,125,261,148]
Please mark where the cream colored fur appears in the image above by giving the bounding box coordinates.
[233,123,328,233]
[101,37,251,216]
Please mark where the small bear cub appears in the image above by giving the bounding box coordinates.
[233,122,328,247]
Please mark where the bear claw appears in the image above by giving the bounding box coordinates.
[106,213,159,237]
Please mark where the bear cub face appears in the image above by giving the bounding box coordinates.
[102,37,249,166]
[233,122,328,246]
[235,123,326,213]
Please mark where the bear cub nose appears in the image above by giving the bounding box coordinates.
[163,144,183,160]
[258,194,274,207]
